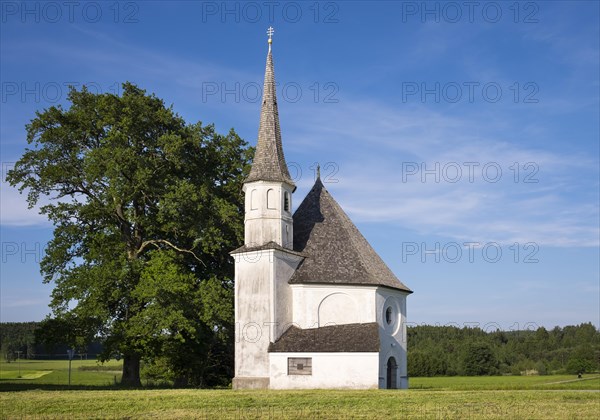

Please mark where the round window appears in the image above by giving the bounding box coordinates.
[385,306,393,325]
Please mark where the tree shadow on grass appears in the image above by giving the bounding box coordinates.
[0,382,171,392]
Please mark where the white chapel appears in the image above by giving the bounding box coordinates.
[231,28,412,390]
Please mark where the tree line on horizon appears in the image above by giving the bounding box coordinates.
[0,321,103,361]
[2,321,598,380]
[407,323,599,377]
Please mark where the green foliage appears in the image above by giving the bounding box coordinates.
[408,323,600,377]
[6,83,252,386]
[534,360,547,375]
[566,358,593,374]
[140,357,175,385]
[408,350,447,377]
[462,342,497,375]
[0,322,37,361]
[1,342,17,362]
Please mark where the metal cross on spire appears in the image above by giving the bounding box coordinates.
[267,26,274,50]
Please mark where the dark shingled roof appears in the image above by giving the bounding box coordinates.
[245,48,295,189]
[268,323,380,353]
[290,178,412,292]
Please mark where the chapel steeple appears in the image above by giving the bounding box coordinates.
[245,27,295,189]
[232,29,411,391]
[243,28,295,249]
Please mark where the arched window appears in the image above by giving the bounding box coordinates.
[284,192,290,212]
[250,189,258,210]
[385,307,393,325]
[267,189,276,209]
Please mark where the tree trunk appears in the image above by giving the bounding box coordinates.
[121,353,141,386]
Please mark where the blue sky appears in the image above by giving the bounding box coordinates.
[1,1,598,330]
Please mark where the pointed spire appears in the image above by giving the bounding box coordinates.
[246,27,295,190]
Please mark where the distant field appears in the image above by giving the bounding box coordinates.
[411,374,600,390]
[0,359,123,387]
[1,361,598,418]
[2,360,598,391]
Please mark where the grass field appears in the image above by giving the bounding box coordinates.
[1,360,599,418]
[411,374,600,390]
[0,359,123,388]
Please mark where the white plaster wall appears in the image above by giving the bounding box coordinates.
[270,352,379,389]
[234,249,302,380]
[234,250,272,378]
[243,180,294,248]
[290,284,378,329]
[272,251,303,340]
[376,289,409,389]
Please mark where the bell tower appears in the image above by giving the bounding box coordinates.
[243,26,295,249]
[232,27,303,389]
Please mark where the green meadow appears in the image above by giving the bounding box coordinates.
[411,374,600,390]
[1,360,598,419]
[0,359,123,388]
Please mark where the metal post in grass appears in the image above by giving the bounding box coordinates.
[67,349,75,386]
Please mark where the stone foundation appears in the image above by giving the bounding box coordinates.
[232,376,270,389]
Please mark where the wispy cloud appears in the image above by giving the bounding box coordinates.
[3,25,597,249]
[285,99,599,248]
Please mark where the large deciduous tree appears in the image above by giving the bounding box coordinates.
[7,83,252,385]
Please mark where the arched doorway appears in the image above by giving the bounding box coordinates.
[386,357,398,389]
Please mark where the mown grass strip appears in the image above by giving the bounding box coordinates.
[1,389,598,419]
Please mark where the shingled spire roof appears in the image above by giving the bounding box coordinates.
[245,31,295,189]
[291,177,412,292]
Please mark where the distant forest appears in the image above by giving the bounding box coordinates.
[0,322,103,361]
[407,323,599,376]
[2,322,598,376]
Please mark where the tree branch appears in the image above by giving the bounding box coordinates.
[137,239,206,267]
